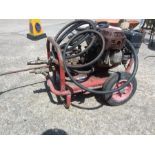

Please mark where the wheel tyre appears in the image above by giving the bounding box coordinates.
[102,72,137,106]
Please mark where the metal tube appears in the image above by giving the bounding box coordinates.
[46,79,70,96]
[0,65,49,76]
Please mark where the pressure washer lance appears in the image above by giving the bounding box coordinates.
[0,58,49,76]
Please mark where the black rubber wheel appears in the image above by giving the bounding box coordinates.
[102,72,137,106]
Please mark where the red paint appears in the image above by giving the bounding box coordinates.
[112,80,133,101]
[65,76,107,93]
[66,95,71,108]
[46,37,66,92]
[47,79,70,96]
[126,58,134,73]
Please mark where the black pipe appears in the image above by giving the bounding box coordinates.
[63,39,138,94]
[55,19,96,43]
[64,29,105,69]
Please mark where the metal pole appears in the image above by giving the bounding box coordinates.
[0,65,49,76]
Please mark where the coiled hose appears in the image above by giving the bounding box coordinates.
[55,20,138,94]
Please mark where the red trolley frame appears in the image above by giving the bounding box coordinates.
[46,37,133,108]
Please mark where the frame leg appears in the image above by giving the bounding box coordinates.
[65,95,71,109]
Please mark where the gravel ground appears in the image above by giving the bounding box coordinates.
[0,20,155,135]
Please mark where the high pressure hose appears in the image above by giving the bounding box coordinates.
[55,19,96,43]
[54,19,98,73]
[63,39,138,94]
[52,20,96,61]
[55,20,97,53]
[54,20,138,94]
[64,30,105,69]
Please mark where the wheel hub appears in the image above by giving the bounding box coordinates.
[112,80,133,101]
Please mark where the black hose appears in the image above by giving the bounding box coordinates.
[60,34,88,51]
[70,67,94,74]
[54,20,138,94]
[56,22,86,44]
[64,30,105,69]
[55,19,96,43]
[63,39,138,94]
[53,20,97,63]
[55,20,97,54]
[66,33,90,52]
[66,35,96,59]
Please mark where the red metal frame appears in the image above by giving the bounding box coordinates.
[125,58,134,73]
[46,37,133,108]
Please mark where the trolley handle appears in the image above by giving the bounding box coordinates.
[46,37,63,61]
[46,37,66,91]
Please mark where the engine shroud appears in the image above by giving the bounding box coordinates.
[100,27,126,50]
